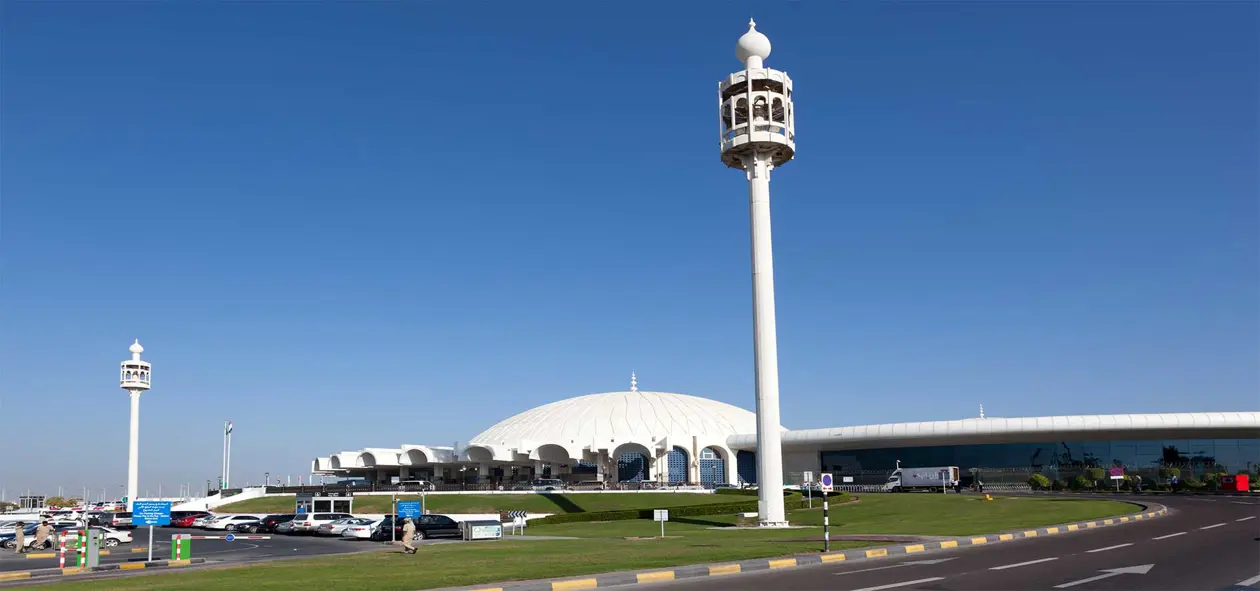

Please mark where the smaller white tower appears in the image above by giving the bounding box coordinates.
[120,339,151,512]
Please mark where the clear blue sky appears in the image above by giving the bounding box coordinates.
[2,2,1256,497]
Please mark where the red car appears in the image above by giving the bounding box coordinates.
[171,512,210,527]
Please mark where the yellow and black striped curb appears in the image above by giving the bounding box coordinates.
[24,547,148,559]
[0,558,206,582]
[447,505,1168,591]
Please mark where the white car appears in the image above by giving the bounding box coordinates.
[289,512,354,534]
[191,515,217,528]
[340,519,381,539]
[315,517,373,536]
[205,515,262,530]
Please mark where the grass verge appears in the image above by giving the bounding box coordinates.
[36,495,1139,591]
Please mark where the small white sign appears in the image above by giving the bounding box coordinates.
[842,476,854,483]
[653,509,669,522]
[820,473,834,492]
[803,471,814,484]
[1110,475,1125,480]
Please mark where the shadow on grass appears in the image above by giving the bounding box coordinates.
[540,494,586,514]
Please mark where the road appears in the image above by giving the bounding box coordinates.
[649,495,1260,591]
[0,527,385,573]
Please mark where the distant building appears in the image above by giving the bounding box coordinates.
[311,388,1260,487]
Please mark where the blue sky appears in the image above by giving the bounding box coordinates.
[2,2,1256,496]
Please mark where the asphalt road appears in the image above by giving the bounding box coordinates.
[648,495,1260,591]
[0,527,386,572]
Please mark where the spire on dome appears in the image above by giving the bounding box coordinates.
[630,372,638,392]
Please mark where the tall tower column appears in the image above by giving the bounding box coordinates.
[119,339,152,512]
[718,20,796,527]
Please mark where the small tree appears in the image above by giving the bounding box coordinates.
[1158,466,1181,481]
[44,496,70,508]
[1085,468,1107,487]
[1027,474,1051,490]
[1071,475,1095,490]
[0,501,16,513]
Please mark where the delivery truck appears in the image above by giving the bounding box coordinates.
[883,465,960,492]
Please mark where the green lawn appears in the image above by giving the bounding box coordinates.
[214,492,742,515]
[37,495,1139,591]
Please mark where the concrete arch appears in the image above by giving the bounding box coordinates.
[403,449,429,465]
[465,445,496,463]
[536,443,575,463]
[357,452,377,468]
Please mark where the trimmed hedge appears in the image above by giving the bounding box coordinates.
[534,491,847,525]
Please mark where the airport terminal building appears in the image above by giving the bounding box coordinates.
[312,387,1260,488]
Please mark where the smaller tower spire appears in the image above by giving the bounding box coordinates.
[979,403,985,419]
[630,372,638,392]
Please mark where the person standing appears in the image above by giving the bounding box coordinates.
[400,518,417,554]
[13,522,26,554]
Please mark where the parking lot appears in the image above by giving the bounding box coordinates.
[0,526,413,573]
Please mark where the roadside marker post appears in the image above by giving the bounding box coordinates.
[654,510,669,538]
[820,473,834,552]
[804,471,814,509]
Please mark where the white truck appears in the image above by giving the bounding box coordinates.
[883,465,960,492]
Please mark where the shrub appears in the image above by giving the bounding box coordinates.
[1085,468,1107,485]
[1051,479,1068,491]
[1027,474,1051,490]
[1071,475,1095,490]
[1158,466,1181,481]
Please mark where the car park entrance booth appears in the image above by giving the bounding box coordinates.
[295,493,352,514]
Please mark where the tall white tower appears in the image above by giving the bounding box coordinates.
[719,19,795,527]
[119,339,151,511]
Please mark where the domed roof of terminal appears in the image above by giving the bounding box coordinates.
[468,390,758,453]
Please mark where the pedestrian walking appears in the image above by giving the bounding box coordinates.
[400,518,417,554]
[13,522,25,554]
[33,521,52,551]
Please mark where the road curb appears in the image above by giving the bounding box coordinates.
[439,502,1169,591]
[0,558,206,582]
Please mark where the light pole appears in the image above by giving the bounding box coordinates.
[718,20,795,527]
[119,339,152,512]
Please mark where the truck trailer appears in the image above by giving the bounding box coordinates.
[883,465,960,492]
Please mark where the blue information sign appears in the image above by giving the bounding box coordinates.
[397,501,422,519]
[131,501,172,527]
[224,534,236,542]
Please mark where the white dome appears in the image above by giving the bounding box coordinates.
[468,391,758,461]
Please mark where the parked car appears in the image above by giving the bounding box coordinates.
[206,515,261,531]
[171,513,210,528]
[244,514,296,534]
[316,517,373,536]
[105,512,133,529]
[340,519,381,540]
[191,515,217,528]
[225,518,260,532]
[288,513,353,534]
[0,524,38,549]
[398,480,436,492]
[530,479,566,491]
[273,520,297,534]
[370,514,462,541]
[96,526,133,547]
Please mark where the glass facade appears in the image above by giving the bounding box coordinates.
[617,451,648,482]
[820,438,1260,483]
[737,450,757,485]
[698,447,726,487]
[667,447,689,484]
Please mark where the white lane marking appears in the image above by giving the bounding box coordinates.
[849,577,946,591]
[1151,532,1186,540]
[1236,516,1257,522]
[1086,543,1133,553]
[834,557,958,577]
[990,557,1059,570]
[1054,565,1154,589]
[1199,523,1227,530]
[1235,573,1260,587]
[1231,501,1257,505]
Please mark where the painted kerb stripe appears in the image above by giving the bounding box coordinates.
[118,563,147,571]
[970,537,988,545]
[904,544,926,553]
[939,540,958,549]
[1046,527,1060,534]
[0,572,32,582]
[999,534,1015,541]
[820,553,846,563]
[865,548,889,558]
[768,559,796,569]
[636,571,675,583]
[551,579,598,591]
[708,564,740,576]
